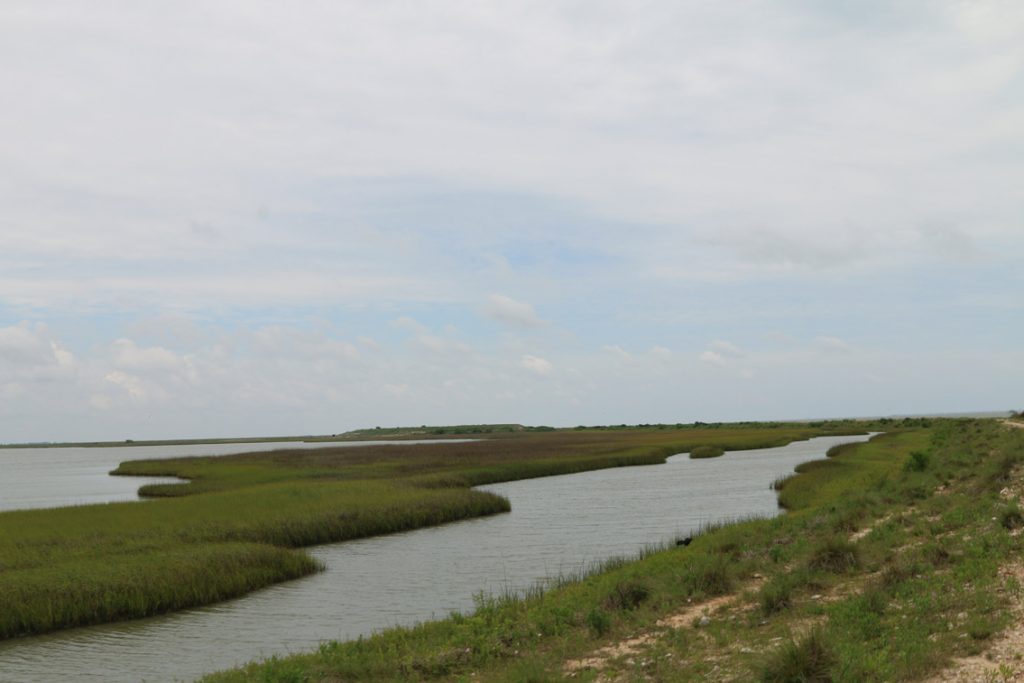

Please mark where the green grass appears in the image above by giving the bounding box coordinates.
[760,627,835,682]
[0,422,869,639]
[199,419,1024,682]
[689,444,725,459]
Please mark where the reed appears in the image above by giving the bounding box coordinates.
[206,421,1021,683]
[0,422,871,638]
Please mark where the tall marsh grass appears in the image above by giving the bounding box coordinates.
[1,422,870,638]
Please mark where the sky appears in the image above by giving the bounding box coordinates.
[1,1,1022,442]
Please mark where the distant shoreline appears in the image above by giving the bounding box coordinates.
[3,411,1013,449]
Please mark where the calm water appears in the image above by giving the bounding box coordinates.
[0,433,875,682]
[0,440,468,512]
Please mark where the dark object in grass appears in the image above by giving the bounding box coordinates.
[676,536,693,547]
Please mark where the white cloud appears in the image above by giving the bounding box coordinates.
[814,336,854,354]
[1,0,1021,320]
[700,340,755,379]
[358,336,381,351]
[484,294,544,327]
[112,339,181,371]
[699,350,727,368]
[104,370,150,400]
[0,322,77,381]
[603,345,633,362]
[709,340,744,358]
[520,354,553,375]
[649,345,673,362]
[0,4,1021,440]
[394,317,471,356]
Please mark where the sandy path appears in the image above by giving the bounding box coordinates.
[926,423,1024,682]
[563,586,757,678]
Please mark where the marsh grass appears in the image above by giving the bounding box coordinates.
[197,420,1024,683]
[689,445,725,459]
[2,423,862,638]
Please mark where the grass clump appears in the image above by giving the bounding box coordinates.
[682,554,734,597]
[603,579,650,610]
[771,474,796,492]
[904,449,931,472]
[760,627,835,683]
[585,607,612,636]
[689,445,725,459]
[808,537,861,573]
[1000,504,1024,530]
[758,571,811,616]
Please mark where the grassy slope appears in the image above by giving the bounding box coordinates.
[204,419,1024,682]
[0,423,864,639]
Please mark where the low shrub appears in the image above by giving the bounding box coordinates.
[683,555,733,597]
[1000,505,1024,530]
[760,627,835,682]
[904,450,930,472]
[808,537,861,573]
[603,579,650,611]
[586,606,612,636]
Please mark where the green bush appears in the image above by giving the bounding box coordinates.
[586,606,611,636]
[904,450,930,472]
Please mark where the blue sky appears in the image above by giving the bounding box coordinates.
[1,1,1021,441]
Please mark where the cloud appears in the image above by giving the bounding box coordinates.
[484,294,544,327]
[814,336,854,354]
[104,370,150,400]
[700,340,754,378]
[699,350,728,368]
[603,345,633,362]
[520,354,553,375]
[0,322,77,381]
[112,339,181,371]
[709,340,744,358]
[700,340,745,367]
[2,0,1021,321]
[649,346,673,362]
[0,4,1022,440]
[358,336,381,351]
[395,317,471,356]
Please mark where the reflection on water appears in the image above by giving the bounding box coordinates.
[0,433,875,682]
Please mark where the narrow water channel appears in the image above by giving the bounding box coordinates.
[0,433,875,682]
